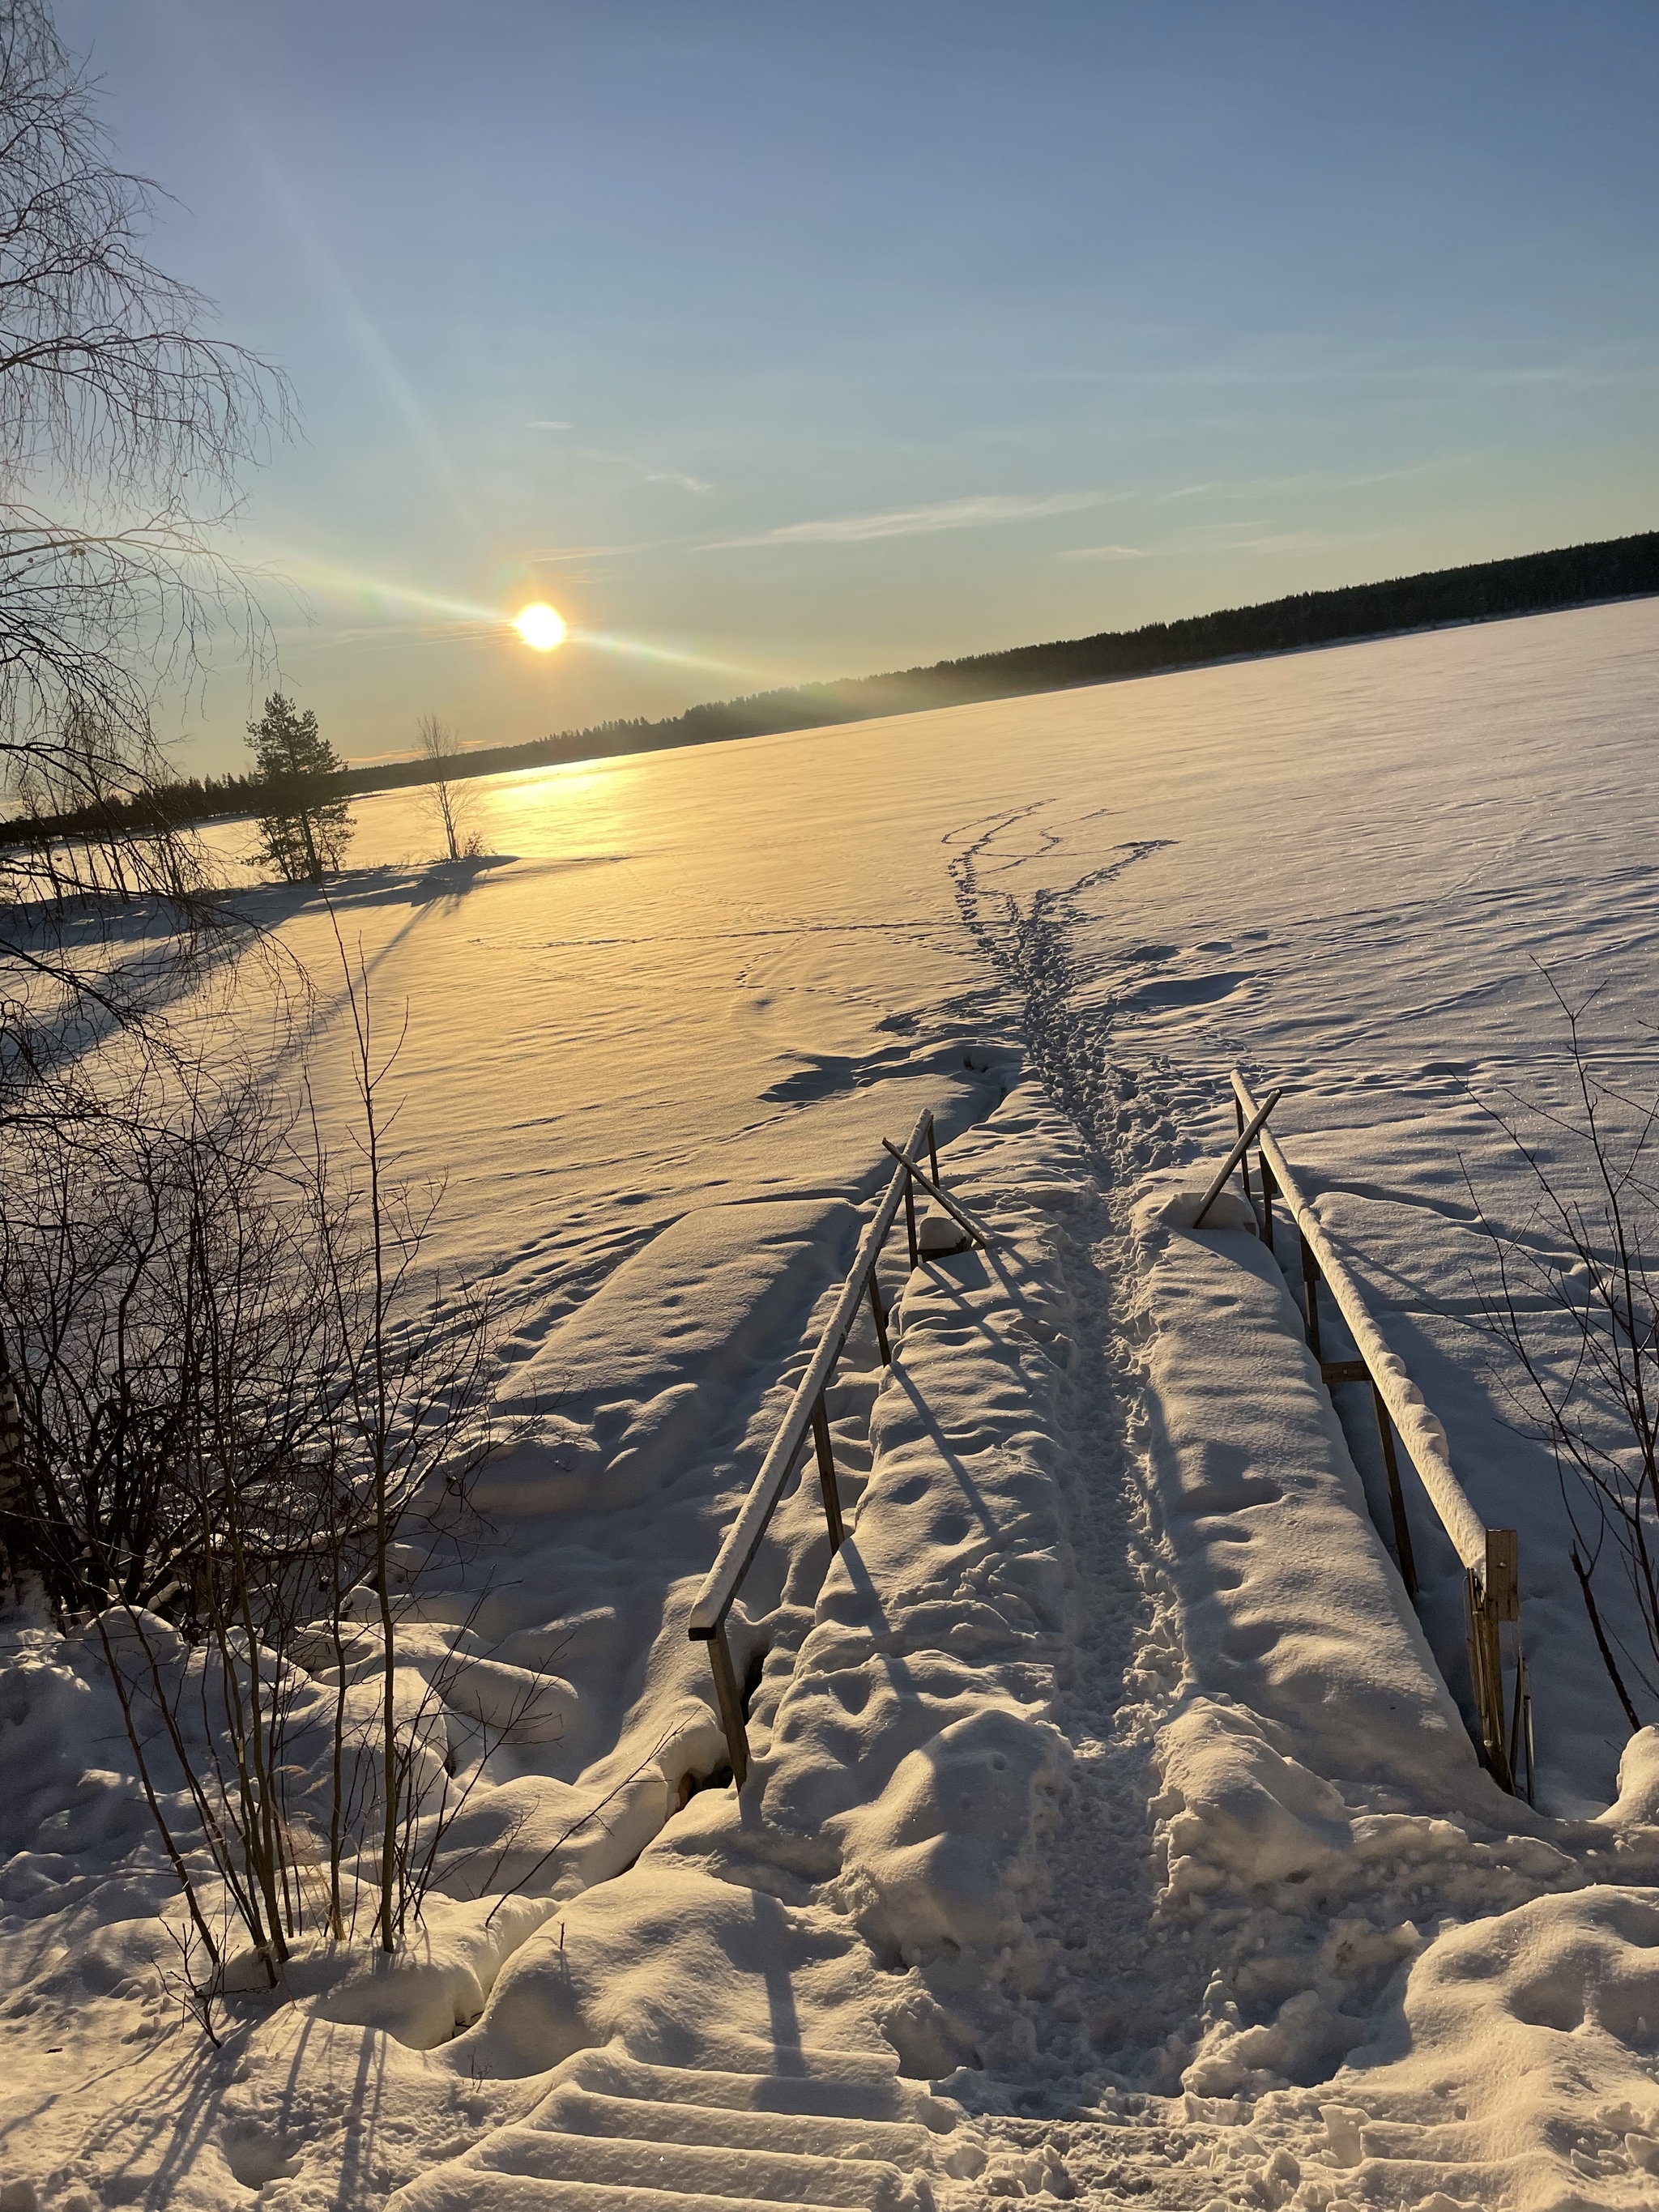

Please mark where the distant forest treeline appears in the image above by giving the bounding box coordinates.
[6,528,1657,846]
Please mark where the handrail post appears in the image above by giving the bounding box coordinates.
[1260,1152,1277,1252]
[879,1140,992,1247]
[902,1165,919,1269]
[811,1393,844,1550]
[1300,1235,1323,1358]
[1465,1554,1516,1796]
[868,1268,890,1365]
[927,1112,940,1189]
[707,1623,749,1786]
[1371,1382,1418,1598]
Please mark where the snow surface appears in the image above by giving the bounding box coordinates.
[7,597,1659,2207]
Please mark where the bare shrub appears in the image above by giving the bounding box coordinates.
[1470,972,1659,1732]
[1,937,498,1981]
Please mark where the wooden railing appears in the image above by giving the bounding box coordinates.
[1230,1070,1533,1801]
[688,1107,989,1783]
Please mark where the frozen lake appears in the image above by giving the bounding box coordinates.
[274,593,1659,1289]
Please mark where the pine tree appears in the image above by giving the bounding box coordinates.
[246,693,353,884]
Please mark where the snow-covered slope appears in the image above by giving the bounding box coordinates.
[6,596,1659,2210]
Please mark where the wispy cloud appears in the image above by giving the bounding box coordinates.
[702,491,1104,551]
[528,418,572,430]
[1059,543,1149,562]
[568,444,715,496]
[1162,459,1459,505]
[522,539,667,564]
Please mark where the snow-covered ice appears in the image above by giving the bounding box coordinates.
[7,596,1659,2208]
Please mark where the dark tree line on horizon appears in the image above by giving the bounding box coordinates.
[7,526,1657,853]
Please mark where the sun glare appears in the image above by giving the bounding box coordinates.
[514,602,566,652]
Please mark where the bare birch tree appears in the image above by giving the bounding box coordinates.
[415,714,478,863]
[0,0,292,1094]
[0,0,290,1515]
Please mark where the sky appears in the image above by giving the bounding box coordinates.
[55,0,1659,774]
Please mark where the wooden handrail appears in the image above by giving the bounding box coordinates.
[1234,1072,1487,1571]
[688,1106,940,1781]
[1229,1069,1528,1796]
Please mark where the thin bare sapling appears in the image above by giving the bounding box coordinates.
[2,997,498,1985]
[1468,972,1659,1733]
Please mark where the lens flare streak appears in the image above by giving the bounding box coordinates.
[257,544,750,674]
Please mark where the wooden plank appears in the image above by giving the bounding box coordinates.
[688,1106,935,1643]
[1486,1526,1520,1622]
[1234,1069,1490,1577]
[1465,1566,1516,1792]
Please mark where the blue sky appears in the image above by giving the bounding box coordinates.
[60,0,1659,770]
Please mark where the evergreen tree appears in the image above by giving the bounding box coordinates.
[246,693,353,884]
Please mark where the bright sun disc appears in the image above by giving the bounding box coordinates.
[514,602,566,651]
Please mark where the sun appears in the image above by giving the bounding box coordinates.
[513,602,566,652]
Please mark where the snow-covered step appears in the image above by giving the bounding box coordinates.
[666,2028,902,2083]
[553,2048,950,2128]
[386,2046,956,2212]
[464,2123,910,2208]
[392,2177,856,2212]
[532,2084,934,2167]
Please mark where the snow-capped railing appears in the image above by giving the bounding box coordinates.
[1230,1069,1533,1801]
[688,1105,987,1784]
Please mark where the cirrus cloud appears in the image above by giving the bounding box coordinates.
[1059,543,1149,561]
[699,489,1105,551]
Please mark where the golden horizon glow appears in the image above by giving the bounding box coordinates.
[514,602,567,652]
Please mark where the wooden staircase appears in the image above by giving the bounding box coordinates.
[389,2036,971,2212]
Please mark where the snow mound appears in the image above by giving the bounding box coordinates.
[278,1894,561,2050]
[834,1704,1073,1956]
[1320,1888,1659,2209]
[1599,1726,1659,1831]
[1158,1698,1354,1894]
[458,1862,882,2079]
[1133,1177,1259,1236]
